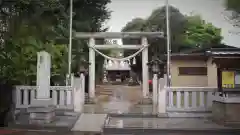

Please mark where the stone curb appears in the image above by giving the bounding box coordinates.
[108,114,162,118]
[103,127,240,134]
[7,124,73,132]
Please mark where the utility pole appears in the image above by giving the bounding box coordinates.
[166,0,171,87]
[67,0,73,85]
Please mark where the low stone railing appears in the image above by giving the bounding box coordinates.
[166,87,216,112]
[15,74,85,111]
[15,86,74,109]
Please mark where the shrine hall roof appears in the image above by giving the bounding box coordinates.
[206,48,240,56]
[166,46,240,61]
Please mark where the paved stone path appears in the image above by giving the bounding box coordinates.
[71,114,108,132]
[71,85,146,132]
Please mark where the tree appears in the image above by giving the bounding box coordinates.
[69,0,111,82]
[0,0,69,84]
[122,6,222,75]
[182,15,222,48]
[122,6,187,68]
[225,0,240,27]
[0,0,111,85]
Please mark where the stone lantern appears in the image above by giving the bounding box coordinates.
[79,60,90,74]
[148,59,165,78]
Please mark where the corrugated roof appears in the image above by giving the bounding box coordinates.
[210,51,240,55]
[207,48,240,56]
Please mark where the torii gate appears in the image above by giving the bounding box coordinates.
[74,32,164,100]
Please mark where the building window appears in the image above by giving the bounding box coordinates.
[178,67,207,76]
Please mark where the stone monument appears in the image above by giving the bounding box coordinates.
[27,51,56,124]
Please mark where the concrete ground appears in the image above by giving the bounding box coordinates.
[104,117,240,134]
[106,117,233,129]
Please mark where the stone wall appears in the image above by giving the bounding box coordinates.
[212,101,240,127]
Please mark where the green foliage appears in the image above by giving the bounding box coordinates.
[0,0,111,85]
[182,15,222,48]
[122,6,222,73]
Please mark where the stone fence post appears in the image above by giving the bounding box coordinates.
[73,73,85,112]
[158,74,167,114]
[152,74,158,104]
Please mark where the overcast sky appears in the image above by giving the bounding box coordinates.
[105,0,240,47]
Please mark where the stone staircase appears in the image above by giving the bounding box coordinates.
[83,104,157,116]
[96,85,114,97]
[85,85,115,104]
[83,84,155,116]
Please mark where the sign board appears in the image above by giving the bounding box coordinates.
[222,71,235,88]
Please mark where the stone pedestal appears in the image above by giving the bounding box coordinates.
[212,94,240,127]
[27,105,56,124]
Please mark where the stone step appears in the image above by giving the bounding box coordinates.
[138,98,152,105]
[96,91,113,94]
[95,89,113,92]
[96,85,141,88]
[83,104,155,115]
[108,113,159,118]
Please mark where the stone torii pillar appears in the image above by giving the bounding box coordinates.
[89,38,95,99]
[141,37,149,98]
